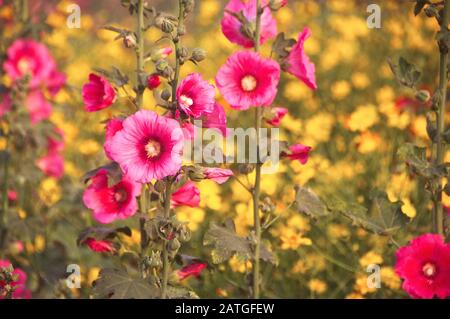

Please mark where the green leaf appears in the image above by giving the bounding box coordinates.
[397,143,447,178]
[94,268,159,299]
[414,0,428,16]
[272,32,296,60]
[166,286,199,299]
[294,185,330,218]
[388,57,421,89]
[369,190,410,235]
[204,220,276,264]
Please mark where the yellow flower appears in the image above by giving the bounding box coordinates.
[308,279,327,294]
[229,255,252,273]
[354,273,377,295]
[347,104,379,132]
[0,137,7,150]
[176,207,205,232]
[351,72,370,89]
[359,251,383,268]
[280,228,312,250]
[346,292,365,299]
[38,178,62,206]
[304,112,335,146]
[87,267,101,286]
[331,81,351,100]
[381,267,401,290]
[79,139,101,156]
[401,198,417,218]
[327,224,350,239]
[354,131,381,154]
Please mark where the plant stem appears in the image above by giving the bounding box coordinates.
[433,0,450,236]
[136,0,145,107]
[0,137,10,253]
[161,180,172,299]
[252,0,262,299]
[171,0,184,104]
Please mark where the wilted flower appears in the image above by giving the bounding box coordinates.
[83,238,116,253]
[266,107,288,127]
[177,262,207,281]
[203,168,234,184]
[0,260,31,299]
[203,102,228,136]
[282,144,311,164]
[285,27,317,90]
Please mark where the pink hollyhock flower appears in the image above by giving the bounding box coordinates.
[26,90,52,124]
[216,51,280,110]
[204,168,234,184]
[3,39,54,88]
[266,107,288,127]
[83,238,116,253]
[171,181,200,207]
[9,241,25,254]
[395,234,450,299]
[48,129,65,154]
[176,73,215,118]
[36,152,64,179]
[0,93,12,117]
[177,262,207,281]
[182,122,198,141]
[285,27,317,90]
[109,110,184,183]
[46,68,66,97]
[203,102,228,136]
[83,169,142,224]
[7,190,18,202]
[221,0,277,48]
[395,96,422,111]
[82,73,116,112]
[282,144,311,164]
[147,74,161,90]
[104,118,124,160]
[0,260,31,299]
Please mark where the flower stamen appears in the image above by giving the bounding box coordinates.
[241,75,257,92]
[145,139,161,158]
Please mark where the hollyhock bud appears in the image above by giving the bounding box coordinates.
[203,168,234,184]
[82,74,116,112]
[168,238,181,257]
[415,89,431,103]
[156,16,175,33]
[123,34,137,48]
[191,48,206,62]
[182,0,195,14]
[147,74,161,90]
[266,107,288,127]
[269,0,287,11]
[161,89,171,101]
[187,166,205,182]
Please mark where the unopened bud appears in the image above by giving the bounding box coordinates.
[147,74,161,90]
[238,163,255,175]
[424,5,439,18]
[156,16,174,33]
[187,166,205,182]
[123,34,137,48]
[191,48,206,62]
[182,0,195,14]
[269,0,287,11]
[415,89,431,103]
[240,22,255,40]
[161,89,171,101]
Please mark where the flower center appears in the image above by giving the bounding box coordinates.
[179,95,194,109]
[145,139,161,158]
[114,188,128,203]
[241,75,257,92]
[18,58,31,75]
[422,262,437,278]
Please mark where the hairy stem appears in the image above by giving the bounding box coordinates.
[252,0,262,299]
[136,0,145,107]
[0,138,10,254]
[171,0,184,104]
[161,180,172,299]
[433,0,450,236]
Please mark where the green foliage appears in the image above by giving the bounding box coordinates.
[388,57,422,89]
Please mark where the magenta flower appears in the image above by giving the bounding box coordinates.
[26,91,52,124]
[176,73,215,118]
[203,102,228,136]
[3,39,54,88]
[104,118,124,160]
[282,144,311,164]
[83,238,116,254]
[266,107,288,127]
[82,169,142,224]
[46,68,66,97]
[109,110,184,183]
[147,74,161,90]
[216,51,280,110]
[182,122,198,141]
[0,93,12,117]
[221,0,277,48]
[395,234,450,299]
[82,73,116,112]
[0,260,31,299]
[204,168,234,184]
[171,181,200,207]
[36,152,64,179]
[285,27,317,90]
[177,262,207,281]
